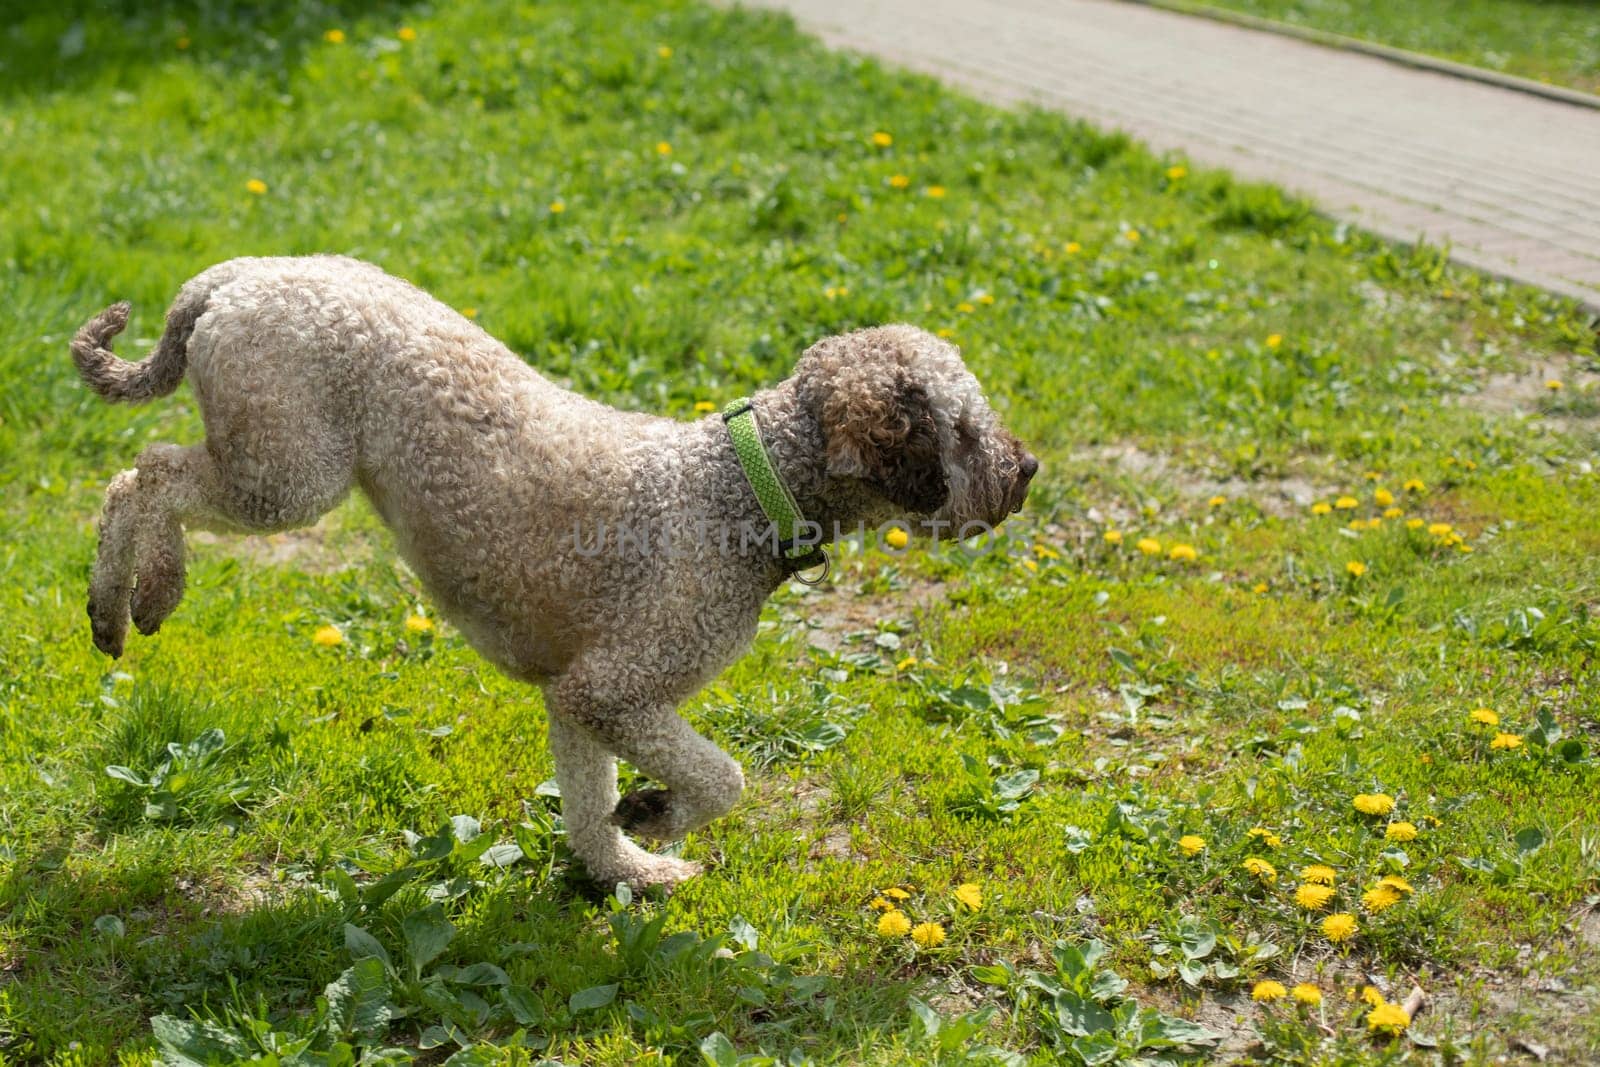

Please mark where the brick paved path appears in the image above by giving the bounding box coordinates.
[748,0,1600,311]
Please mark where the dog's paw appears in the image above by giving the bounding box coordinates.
[622,854,703,892]
[88,599,126,658]
[611,787,681,841]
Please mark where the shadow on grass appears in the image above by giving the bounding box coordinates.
[0,0,425,100]
[0,830,915,1062]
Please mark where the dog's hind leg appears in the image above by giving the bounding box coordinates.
[125,443,228,638]
[94,436,353,650]
[88,469,142,657]
[89,445,222,653]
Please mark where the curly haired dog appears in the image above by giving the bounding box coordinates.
[71,255,1037,888]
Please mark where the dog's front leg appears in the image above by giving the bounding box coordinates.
[544,709,707,891]
[545,671,744,889]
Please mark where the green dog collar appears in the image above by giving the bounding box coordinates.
[722,398,827,578]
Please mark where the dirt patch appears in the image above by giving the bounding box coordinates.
[1577,907,1600,951]
[190,523,365,574]
[1143,985,1260,1060]
[785,571,949,656]
[1455,356,1598,439]
[1070,444,1325,520]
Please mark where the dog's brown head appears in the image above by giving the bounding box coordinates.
[796,325,1037,531]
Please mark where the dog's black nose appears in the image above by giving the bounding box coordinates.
[1019,453,1039,482]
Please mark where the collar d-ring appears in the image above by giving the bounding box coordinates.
[788,549,830,586]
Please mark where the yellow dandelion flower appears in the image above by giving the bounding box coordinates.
[1352,793,1395,816]
[956,301,975,313]
[693,400,716,414]
[312,625,344,647]
[1361,885,1402,913]
[1033,544,1060,560]
[1360,986,1386,1007]
[869,896,895,910]
[1064,241,1082,254]
[1020,558,1039,573]
[976,292,995,305]
[1378,875,1414,895]
[398,26,418,42]
[1248,827,1283,847]
[895,656,917,672]
[883,887,911,901]
[954,883,983,911]
[1321,913,1358,942]
[925,185,946,198]
[1165,164,1188,181]
[1385,821,1418,842]
[1178,835,1206,857]
[657,44,673,58]
[404,614,434,635]
[549,200,566,213]
[1124,228,1141,242]
[888,174,910,189]
[1266,334,1283,349]
[935,328,955,338]
[1251,980,1287,1002]
[246,178,268,195]
[324,29,346,44]
[1252,581,1269,594]
[1346,561,1367,577]
[1406,518,1425,530]
[1374,488,1395,507]
[1334,496,1359,510]
[1301,864,1336,885]
[1367,1001,1410,1034]
[1490,732,1523,750]
[871,131,893,147]
[1169,543,1198,562]
[1136,537,1162,556]
[1364,470,1384,481]
[1426,522,1452,538]
[461,307,478,319]
[1469,707,1499,726]
[1291,983,1322,1006]
[1294,883,1334,910]
[1546,379,1564,391]
[1104,529,1124,545]
[883,526,909,550]
[877,910,911,937]
[911,922,946,949]
[655,141,672,156]
[1311,502,1332,515]
[1403,478,1425,492]
[1243,857,1277,884]
[1383,507,1404,519]
[1208,495,1226,507]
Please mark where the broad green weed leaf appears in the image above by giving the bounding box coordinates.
[402,904,455,972]
[344,924,392,968]
[700,1032,738,1067]
[501,986,544,1025]
[569,983,618,1013]
[324,958,393,1041]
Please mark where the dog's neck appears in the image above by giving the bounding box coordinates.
[742,381,894,541]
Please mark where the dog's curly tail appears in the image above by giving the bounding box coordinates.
[70,294,204,403]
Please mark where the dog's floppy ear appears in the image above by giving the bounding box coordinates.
[821,365,950,514]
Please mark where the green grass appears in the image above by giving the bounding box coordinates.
[1189,0,1600,93]
[2,0,1599,1063]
